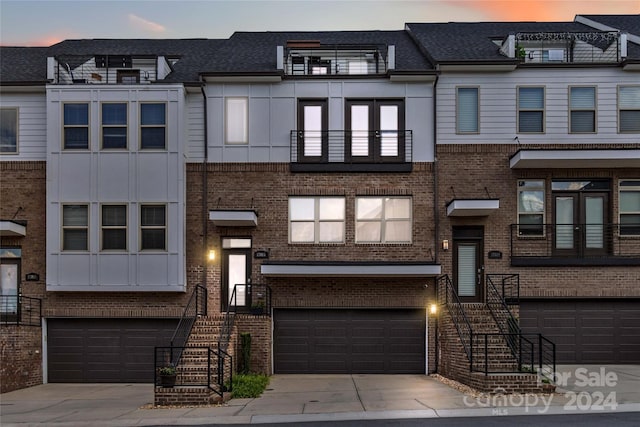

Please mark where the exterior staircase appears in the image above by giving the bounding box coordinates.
[155,316,237,406]
[436,275,546,393]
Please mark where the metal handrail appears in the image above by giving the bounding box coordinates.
[218,284,240,353]
[437,275,473,362]
[485,275,521,359]
[168,285,207,366]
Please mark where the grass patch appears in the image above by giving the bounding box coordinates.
[231,373,270,398]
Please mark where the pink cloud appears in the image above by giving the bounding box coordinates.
[127,13,166,33]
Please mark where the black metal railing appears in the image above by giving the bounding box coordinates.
[290,130,413,166]
[219,284,240,353]
[437,274,473,361]
[515,31,622,63]
[0,295,42,327]
[472,333,534,374]
[485,275,522,360]
[168,285,207,367]
[249,283,272,316]
[510,223,640,266]
[154,346,233,397]
[486,274,519,304]
[284,46,389,75]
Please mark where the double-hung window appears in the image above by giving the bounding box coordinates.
[101,205,127,250]
[140,103,166,149]
[140,205,166,250]
[63,103,89,149]
[517,180,545,236]
[518,87,544,133]
[101,103,128,149]
[225,97,248,145]
[620,180,640,236]
[355,197,412,243]
[456,87,479,134]
[618,86,640,133]
[346,99,404,163]
[62,204,88,251]
[569,86,596,133]
[0,108,18,153]
[289,197,345,243]
[297,99,327,162]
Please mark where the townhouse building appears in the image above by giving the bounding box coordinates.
[406,15,640,384]
[1,14,638,399]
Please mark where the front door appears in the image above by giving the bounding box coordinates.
[453,227,484,302]
[553,188,609,257]
[0,258,20,322]
[221,238,252,311]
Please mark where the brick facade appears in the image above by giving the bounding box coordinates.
[436,144,640,298]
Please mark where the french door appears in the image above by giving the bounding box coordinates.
[345,99,405,163]
[554,192,609,257]
[297,99,328,163]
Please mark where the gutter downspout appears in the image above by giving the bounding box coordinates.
[201,84,209,301]
[432,72,440,375]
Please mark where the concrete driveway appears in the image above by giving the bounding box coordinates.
[1,369,639,426]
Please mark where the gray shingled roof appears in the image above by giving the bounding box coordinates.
[0,47,49,83]
[199,30,433,74]
[405,20,640,62]
[48,39,227,83]
[582,14,640,37]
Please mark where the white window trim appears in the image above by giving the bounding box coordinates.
[517,179,545,237]
[61,203,89,251]
[288,197,345,244]
[101,102,128,150]
[139,102,167,150]
[568,86,597,134]
[456,86,479,135]
[619,179,640,237]
[225,97,249,145]
[617,85,640,134]
[0,107,19,154]
[140,204,167,251]
[517,86,545,134]
[355,196,413,244]
[101,204,128,251]
[62,102,90,150]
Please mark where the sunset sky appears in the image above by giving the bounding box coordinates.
[1,0,639,47]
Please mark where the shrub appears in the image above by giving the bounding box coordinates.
[231,373,269,398]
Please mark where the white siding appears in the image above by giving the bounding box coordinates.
[437,68,640,145]
[186,93,205,159]
[46,85,186,292]
[0,92,47,160]
[195,79,434,163]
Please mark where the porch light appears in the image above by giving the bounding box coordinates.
[430,304,438,315]
[208,249,216,261]
[442,240,449,251]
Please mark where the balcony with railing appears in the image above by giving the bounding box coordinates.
[47,55,173,84]
[281,42,392,76]
[289,130,412,172]
[502,31,626,64]
[510,223,640,266]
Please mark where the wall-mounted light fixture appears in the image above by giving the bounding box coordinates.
[208,249,216,261]
[442,240,449,251]
[429,303,438,316]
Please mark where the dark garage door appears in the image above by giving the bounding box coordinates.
[274,309,425,374]
[520,300,640,364]
[48,318,178,383]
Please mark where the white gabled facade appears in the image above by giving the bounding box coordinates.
[45,84,187,292]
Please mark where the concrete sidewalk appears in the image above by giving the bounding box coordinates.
[1,367,639,426]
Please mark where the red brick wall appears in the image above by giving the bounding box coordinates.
[436,144,640,298]
[0,325,42,393]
